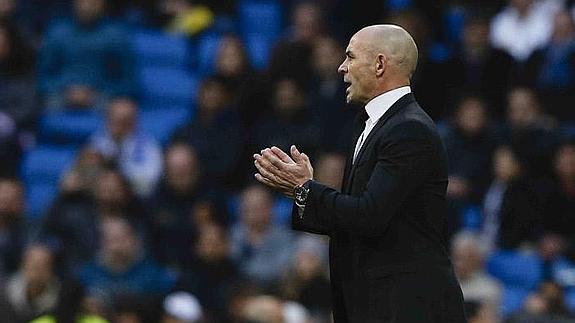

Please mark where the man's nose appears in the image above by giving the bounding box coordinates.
[338,62,347,74]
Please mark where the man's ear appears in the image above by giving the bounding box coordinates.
[375,53,386,77]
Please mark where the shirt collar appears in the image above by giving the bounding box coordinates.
[364,86,411,124]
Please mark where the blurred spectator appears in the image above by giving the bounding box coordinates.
[525,10,575,121]
[464,300,497,323]
[253,78,321,160]
[507,281,575,322]
[490,0,559,62]
[93,168,147,223]
[230,185,294,289]
[67,147,107,193]
[240,295,310,323]
[89,97,163,198]
[0,178,26,276]
[281,234,331,321]
[161,291,203,323]
[241,295,285,323]
[497,86,558,179]
[177,223,237,322]
[160,0,214,37]
[0,0,39,47]
[78,217,176,311]
[539,141,575,245]
[172,77,244,189]
[538,233,567,282]
[214,36,252,89]
[313,153,346,191]
[35,149,107,271]
[481,145,541,252]
[449,17,516,115]
[451,231,502,318]
[0,112,21,177]
[268,1,326,87]
[386,9,458,119]
[38,0,135,109]
[2,245,84,322]
[38,166,147,272]
[29,284,109,323]
[148,143,202,268]
[444,96,496,204]
[310,36,356,153]
[111,295,157,323]
[0,21,38,128]
[213,35,267,128]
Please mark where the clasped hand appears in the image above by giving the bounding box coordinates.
[253,145,313,198]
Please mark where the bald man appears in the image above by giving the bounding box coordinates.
[254,25,467,322]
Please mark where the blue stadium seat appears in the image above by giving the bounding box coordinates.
[21,145,77,184]
[139,108,193,145]
[559,123,575,140]
[238,0,281,70]
[26,182,60,219]
[385,0,413,11]
[138,67,198,107]
[238,0,282,39]
[566,289,575,313]
[132,30,191,69]
[444,6,466,47]
[39,110,103,145]
[244,34,273,70]
[196,32,222,75]
[487,251,543,316]
[21,145,78,218]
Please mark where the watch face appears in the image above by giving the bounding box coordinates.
[295,185,308,203]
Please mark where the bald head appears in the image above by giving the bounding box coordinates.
[338,24,418,104]
[355,25,418,78]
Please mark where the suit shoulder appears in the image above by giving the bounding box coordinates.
[388,111,438,141]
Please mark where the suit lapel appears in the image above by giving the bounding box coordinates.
[345,93,416,191]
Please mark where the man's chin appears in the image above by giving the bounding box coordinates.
[346,94,358,105]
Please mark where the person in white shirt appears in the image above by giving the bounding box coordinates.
[490,0,561,62]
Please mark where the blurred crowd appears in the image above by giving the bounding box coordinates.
[1,0,575,322]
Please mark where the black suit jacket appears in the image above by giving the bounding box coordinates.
[292,93,467,323]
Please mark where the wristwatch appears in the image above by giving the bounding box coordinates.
[294,180,311,207]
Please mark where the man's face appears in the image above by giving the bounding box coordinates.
[101,219,138,264]
[23,246,54,287]
[166,146,198,192]
[107,100,136,140]
[240,188,272,231]
[338,35,375,104]
[0,180,24,218]
[74,0,105,23]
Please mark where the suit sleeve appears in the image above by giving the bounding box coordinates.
[292,120,434,237]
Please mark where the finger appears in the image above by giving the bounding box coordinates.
[262,149,288,170]
[301,152,311,164]
[255,173,277,187]
[291,145,304,163]
[254,160,279,180]
[255,153,280,173]
[271,146,294,164]
[255,174,292,195]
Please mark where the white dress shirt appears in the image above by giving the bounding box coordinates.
[353,86,411,163]
[490,1,559,61]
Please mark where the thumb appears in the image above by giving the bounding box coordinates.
[301,152,311,164]
[291,145,303,163]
